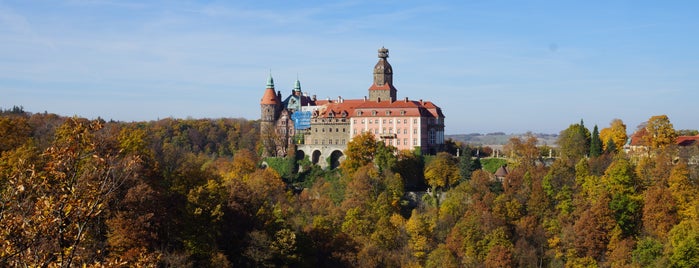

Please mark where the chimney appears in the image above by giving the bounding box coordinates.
[363,96,367,102]
[312,95,317,101]
[419,99,423,105]
[377,97,381,103]
[404,97,408,102]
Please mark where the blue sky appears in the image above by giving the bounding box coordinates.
[1,0,697,134]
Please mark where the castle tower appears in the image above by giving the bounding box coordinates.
[260,74,280,156]
[368,47,397,102]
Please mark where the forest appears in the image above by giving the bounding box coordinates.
[1,106,699,267]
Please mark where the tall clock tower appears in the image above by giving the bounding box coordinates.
[368,47,397,102]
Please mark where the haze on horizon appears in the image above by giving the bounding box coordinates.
[1,1,697,135]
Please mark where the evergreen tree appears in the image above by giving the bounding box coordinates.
[590,125,602,157]
[459,153,474,181]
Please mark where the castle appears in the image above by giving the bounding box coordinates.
[260,47,445,168]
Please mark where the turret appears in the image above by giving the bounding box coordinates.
[260,74,280,122]
[260,74,280,156]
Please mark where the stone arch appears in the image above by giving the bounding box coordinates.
[295,150,306,161]
[329,150,344,170]
[311,150,321,165]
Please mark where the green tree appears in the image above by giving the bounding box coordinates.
[668,220,699,268]
[590,125,602,157]
[632,237,664,267]
[557,121,591,163]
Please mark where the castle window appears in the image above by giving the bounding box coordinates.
[413,138,417,145]
[336,128,339,132]
[385,111,391,115]
[414,128,417,134]
[414,119,418,124]
[322,128,325,132]
[342,139,346,144]
[401,110,406,115]
[404,119,407,124]
[342,128,345,132]
[329,128,332,132]
[397,128,400,134]
[314,139,318,144]
[357,111,363,116]
[382,128,386,134]
[354,129,357,134]
[389,128,393,134]
[322,140,325,145]
[375,129,378,134]
[328,139,332,145]
[404,129,408,134]
[353,119,356,124]
[362,119,365,124]
[389,119,393,123]
[396,139,400,145]
[404,138,408,145]
[335,139,339,144]
[383,119,386,124]
[372,110,377,116]
[375,119,379,124]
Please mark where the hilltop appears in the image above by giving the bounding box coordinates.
[446,132,558,147]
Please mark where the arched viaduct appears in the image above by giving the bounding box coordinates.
[296,144,345,169]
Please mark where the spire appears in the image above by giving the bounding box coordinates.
[294,78,301,92]
[266,71,274,89]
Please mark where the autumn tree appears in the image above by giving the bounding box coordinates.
[599,119,627,153]
[643,115,678,149]
[342,132,397,174]
[424,152,460,192]
[504,133,540,169]
[0,117,138,266]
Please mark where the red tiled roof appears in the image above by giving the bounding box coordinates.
[677,135,699,146]
[312,98,444,118]
[260,88,279,105]
[629,128,647,146]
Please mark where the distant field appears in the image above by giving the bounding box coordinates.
[446,132,558,147]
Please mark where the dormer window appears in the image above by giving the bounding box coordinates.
[372,110,377,116]
[357,111,363,116]
[385,111,391,115]
[328,111,334,118]
[400,110,406,115]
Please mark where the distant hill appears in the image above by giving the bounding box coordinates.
[447,132,558,147]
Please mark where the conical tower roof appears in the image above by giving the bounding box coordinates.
[260,74,279,105]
